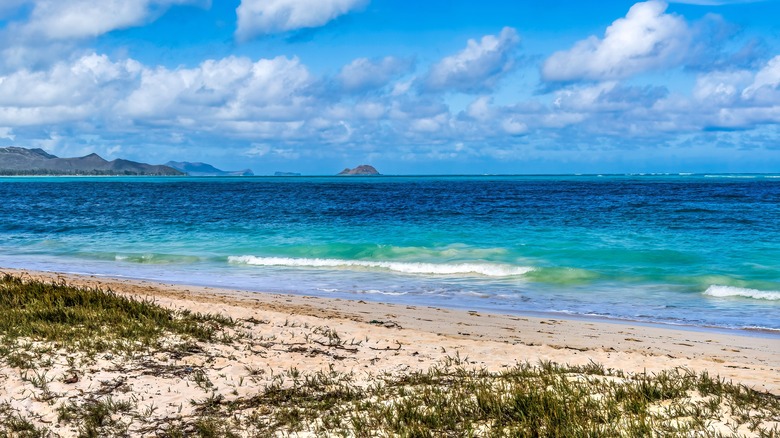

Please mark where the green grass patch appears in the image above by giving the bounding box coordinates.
[0,274,234,361]
[171,362,780,437]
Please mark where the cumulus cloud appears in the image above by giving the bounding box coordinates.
[423,27,520,93]
[0,53,142,125]
[120,55,314,122]
[692,70,753,104]
[553,82,669,112]
[501,117,528,135]
[542,1,690,82]
[235,0,367,40]
[337,56,413,92]
[464,96,495,121]
[11,0,208,40]
[741,55,780,103]
[660,55,780,129]
[0,51,318,134]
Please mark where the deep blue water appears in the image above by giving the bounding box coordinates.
[1,175,778,331]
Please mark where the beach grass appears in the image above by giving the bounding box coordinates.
[0,273,235,365]
[170,360,780,437]
[1,275,779,437]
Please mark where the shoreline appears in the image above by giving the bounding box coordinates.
[4,267,779,394]
[2,267,779,435]
[5,264,779,337]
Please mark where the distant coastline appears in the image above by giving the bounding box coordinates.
[0,147,182,176]
[2,172,780,178]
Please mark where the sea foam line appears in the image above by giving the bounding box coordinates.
[704,285,780,301]
[228,256,533,277]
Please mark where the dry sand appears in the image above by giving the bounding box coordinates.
[1,268,778,435]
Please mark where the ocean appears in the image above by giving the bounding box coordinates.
[1,175,778,332]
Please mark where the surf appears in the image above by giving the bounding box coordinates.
[704,285,780,301]
[228,256,533,277]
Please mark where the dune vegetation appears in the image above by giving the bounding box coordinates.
[0,274,778,437]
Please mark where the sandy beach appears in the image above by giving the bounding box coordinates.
[1,268,779,436]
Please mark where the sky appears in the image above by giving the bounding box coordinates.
[0,0,779,175]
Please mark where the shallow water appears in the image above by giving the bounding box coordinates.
[1,174,778,331]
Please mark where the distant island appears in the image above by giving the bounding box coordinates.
[338,165,380,175]
[166,161,254,177]
[274,171,302,176]
[0,147,183,176]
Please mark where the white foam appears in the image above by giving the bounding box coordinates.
[704,285,780,301]
[360,289,408,296]
[228,256,533,277]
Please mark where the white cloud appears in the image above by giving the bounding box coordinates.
[0,51,316,133]
[235,0,367,40]
[553,82,620,111]
[337,56,412,92]
[0,54,141,108]
[702,56,780,126]
[693,70,753,104]
[353,101,386,119]
[120,55,313,122]
[542,1,690,81]
[0,127,15,140]
[551,81,670,116]
[0,53,141,125]
[14,0,208,40]
[742,55,780,102]
[465,96,495,121]
[423,27,520,93]
[655,56,780,129]
[410,118,442,133]
[501,117,528,135]
[245,144,271,157]
[105,144,122,157]
[244,143,301,159]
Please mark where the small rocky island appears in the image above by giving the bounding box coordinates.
[338,165,380,175]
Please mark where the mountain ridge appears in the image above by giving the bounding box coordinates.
[165,161,254,177]
[0,147,183,176]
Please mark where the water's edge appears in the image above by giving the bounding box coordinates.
[4,264,777,340]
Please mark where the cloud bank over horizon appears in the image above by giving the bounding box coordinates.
[0,0,778,174]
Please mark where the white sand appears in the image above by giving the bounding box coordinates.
[1,269,778,436]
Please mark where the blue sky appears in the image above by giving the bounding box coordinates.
[0,0,779,174]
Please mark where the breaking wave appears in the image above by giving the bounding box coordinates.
[228,256,533,277]
[704,285,780,301]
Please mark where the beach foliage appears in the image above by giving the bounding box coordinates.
[175,360,779,437]
[0,275,778,437]
[0,274,235,363]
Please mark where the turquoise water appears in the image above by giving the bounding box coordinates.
[1,175,778,331]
